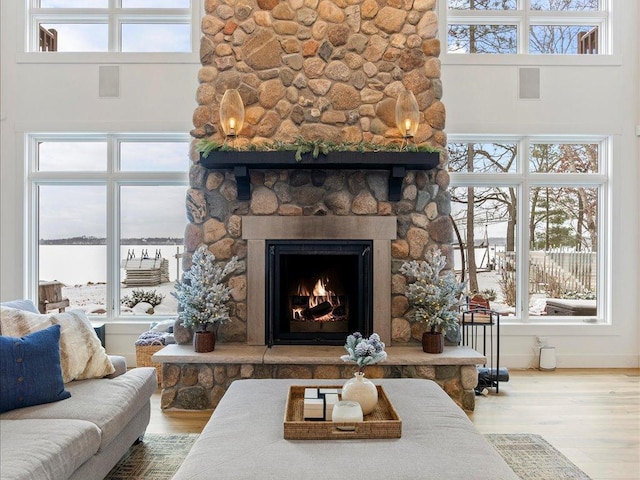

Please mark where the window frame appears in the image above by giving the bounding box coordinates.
[448,135,610,325]
[22,0,199,62]
[26,132,189,321]
[442,0,614,63]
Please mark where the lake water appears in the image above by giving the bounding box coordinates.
[39,244,184,285]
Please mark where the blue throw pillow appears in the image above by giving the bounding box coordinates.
[0,324,71,413]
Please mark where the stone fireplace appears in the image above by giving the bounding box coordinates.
[185,0,452,347]
[155,0,481,413]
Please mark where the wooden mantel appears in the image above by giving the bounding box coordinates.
[199,150,440,201]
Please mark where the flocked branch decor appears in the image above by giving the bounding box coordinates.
[340,332,387,373]
[172,245,240,332]
[400,249,467,335]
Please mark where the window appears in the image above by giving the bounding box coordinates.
[448,136,607,323]
[29,134,189,319]
[30,0,193,53]
[447,0,608,55]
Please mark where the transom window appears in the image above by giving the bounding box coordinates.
[447,0,609,55]
[30,0,193,53]
[448,136,608,323]
[28,134,189,320]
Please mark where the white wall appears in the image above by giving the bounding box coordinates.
[1,0,638,368]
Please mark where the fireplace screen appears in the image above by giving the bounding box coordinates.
[266,240,373,346]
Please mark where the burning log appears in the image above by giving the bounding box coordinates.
[304,301,333,319]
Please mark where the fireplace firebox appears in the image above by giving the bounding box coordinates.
[266,240,373,346]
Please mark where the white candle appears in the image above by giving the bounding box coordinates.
[331,401,363,430]
[229,117,236,130]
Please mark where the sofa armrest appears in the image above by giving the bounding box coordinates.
[106,355,127,378]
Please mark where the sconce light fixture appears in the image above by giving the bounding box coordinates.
[395,90,419,148]
[219,88,245,140]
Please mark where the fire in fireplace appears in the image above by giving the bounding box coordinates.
[266,240,373,346]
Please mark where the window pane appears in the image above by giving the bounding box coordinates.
[38,141,107,171]
[529,143,599,173]
[120,142,188,172]
[122,0,191,7]
[528,187,598,317]
[530,25,598,54]
[450,186,518,316]
[121,24,191,52]
[40,23,108,52]
[448,24,517,53]
[40,0,107,6]
[448,142,518,173]
[119,186,185,316]
[449,0,517,10]
[530,0,599,11]
[38,185,107,315]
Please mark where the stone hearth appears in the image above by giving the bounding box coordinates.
[153,345,484,412]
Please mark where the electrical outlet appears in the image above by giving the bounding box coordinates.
[536,336,549,347]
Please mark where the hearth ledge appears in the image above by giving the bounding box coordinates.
[152,344,486,366]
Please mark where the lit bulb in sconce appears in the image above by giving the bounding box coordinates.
[220,89,244,138]
[395,90,419,140]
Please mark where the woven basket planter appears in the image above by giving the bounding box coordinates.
[135,342,164,384]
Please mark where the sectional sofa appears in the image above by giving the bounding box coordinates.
[0,300,157,480]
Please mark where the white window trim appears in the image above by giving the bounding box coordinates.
[448,135,610,326]
[18,0,201,63]
[26,132,189,321]
[440,0,617,64]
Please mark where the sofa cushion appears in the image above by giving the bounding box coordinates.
[0,325,71,413]
[0,418,101,480]
[0,307,114,383]
[0,367,158,451]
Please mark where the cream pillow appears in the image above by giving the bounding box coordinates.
[0,307,114,383]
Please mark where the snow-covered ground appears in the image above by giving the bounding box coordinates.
[62,281,178,316]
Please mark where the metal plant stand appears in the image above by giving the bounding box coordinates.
[461,306,502,393]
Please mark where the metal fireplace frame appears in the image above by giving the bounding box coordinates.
[242,216,397,346]
[265,239,373,346]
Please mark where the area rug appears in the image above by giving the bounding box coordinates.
[105,433,592,480]
[104,434,198,480]
[486,433,592,480]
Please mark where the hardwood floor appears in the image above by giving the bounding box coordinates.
[147,369,640,480]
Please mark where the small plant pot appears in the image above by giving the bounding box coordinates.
[194,331,216,353]
[422,331,444,354]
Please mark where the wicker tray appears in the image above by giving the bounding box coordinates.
[284,385,401,440]
[135,343,164,384]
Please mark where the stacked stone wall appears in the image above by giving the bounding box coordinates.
[191,0,443,148]
[185,165,454,345]
[161,362,478,411]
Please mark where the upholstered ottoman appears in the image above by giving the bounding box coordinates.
[172,378,518,480]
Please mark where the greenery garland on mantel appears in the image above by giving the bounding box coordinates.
[197,137,442,162]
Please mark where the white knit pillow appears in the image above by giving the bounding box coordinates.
[0,307,114,383]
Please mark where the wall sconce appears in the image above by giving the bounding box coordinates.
[395,90,419,148]
[219,88,245,140]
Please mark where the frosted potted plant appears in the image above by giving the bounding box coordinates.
[400,248,467,354]
[340,332,387,414]
[172,245,239,353]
